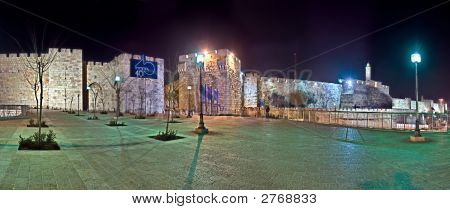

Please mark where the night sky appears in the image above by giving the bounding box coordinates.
[0,0,449,101]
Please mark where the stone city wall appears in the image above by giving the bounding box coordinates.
[258,77,342,109]
[86,54,164,114]
[243,72,260,108]
[392,98,445,113]
[340,80,392,109]
[0,48,82,110]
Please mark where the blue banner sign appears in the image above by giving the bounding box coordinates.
[214,89,218,104]
[130,56,158,79]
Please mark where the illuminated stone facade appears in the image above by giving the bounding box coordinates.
[86,54,164,114]
[0,48,164,114]
[177,49,242,115]
[243,63,447,113]
[243,72,342,109]
[0,48,83,110]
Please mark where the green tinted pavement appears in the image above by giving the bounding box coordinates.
[0,110,449,190]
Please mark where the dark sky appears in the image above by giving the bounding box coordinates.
[0,0,449,100]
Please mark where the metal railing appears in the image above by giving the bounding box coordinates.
[0,105,30,120]
[263,108,448,132]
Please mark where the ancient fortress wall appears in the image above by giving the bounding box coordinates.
[256,76,342,109]
[243,72,260,108]
[392,98,446,113]
[47,49,83,110]
[86,54,164,114]
[340,80,392,109]
[0,48,82,109]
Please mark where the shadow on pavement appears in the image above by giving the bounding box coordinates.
[182,133,204,190]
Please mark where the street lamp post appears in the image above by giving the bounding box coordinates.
[195,53,208,134]
[187,85,192,117]
[77,94,80,116]
[114,75,121,124]
[411,53,424,141]
[87,86,91,113]
[64,67,67,112]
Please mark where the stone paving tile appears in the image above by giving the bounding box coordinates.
[1,110,450,189]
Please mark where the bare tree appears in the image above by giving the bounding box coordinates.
[88,82,102,118]
[22,67,40,117]
[137,82,147,117]
[98,58,135,124]
[147,87,159,115]
[98,89,107,113]
[19,34,58,141]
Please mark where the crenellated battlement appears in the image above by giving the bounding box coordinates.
[0,48,82,59]
[87,61,105,66]
[50,48,82,55]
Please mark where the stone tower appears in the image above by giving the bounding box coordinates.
[178,49,242,115]
[365,62,371,81]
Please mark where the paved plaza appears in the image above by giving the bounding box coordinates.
[0,110,449,190]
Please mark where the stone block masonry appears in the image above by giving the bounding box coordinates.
[243,73,342,109]
[0,48,83,110]
[0,48,164,114]
[86,54,164,114]
[178,49,242,115]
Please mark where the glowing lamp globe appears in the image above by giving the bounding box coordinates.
[196,54,205,64]
[115,76,121,82]
[411,53,421,63]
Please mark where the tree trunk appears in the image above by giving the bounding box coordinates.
[34,84,39,119]
[166,94,171,134]
[38,65,43,144]
[94,94,97,118]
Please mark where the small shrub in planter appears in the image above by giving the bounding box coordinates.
[134,115,146,119]
[67,110,76,114]
[168,120,182,123]
[18,130,60,150]
[27,119,48,127]
[152,129,184,141]
[106,120,127,126]
[100,111,108,114]
[87,116,99,120]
